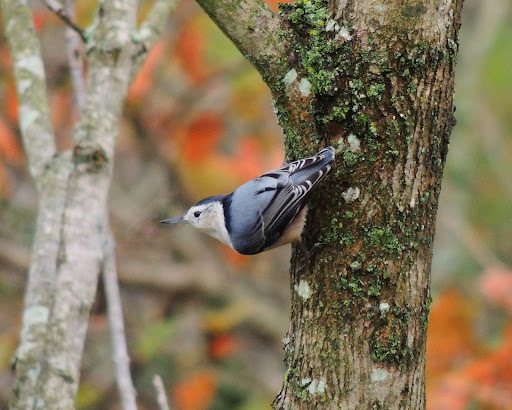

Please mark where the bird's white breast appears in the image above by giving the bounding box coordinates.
[196,201,235,250]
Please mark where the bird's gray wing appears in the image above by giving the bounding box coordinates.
[261,147,335,243]
[227,147,334,254]
[227,173,285,254]
[261,168,328,247]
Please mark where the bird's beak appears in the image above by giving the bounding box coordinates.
[160,216,188,224]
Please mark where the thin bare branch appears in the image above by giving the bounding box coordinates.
[194,0,290,86]
[64,0,86,113]
[42,0,87,43]
[130,0,181,82]
[103,228,138,410]
[153,374,171,410]
[0,0,56,189]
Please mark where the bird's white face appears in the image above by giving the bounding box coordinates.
[183,203,217,230]
[182,201,233,248]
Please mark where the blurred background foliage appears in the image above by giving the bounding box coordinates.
[0,0,511,408]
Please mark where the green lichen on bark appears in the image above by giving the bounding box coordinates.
[271,0,462,406]
[273,0,395,168]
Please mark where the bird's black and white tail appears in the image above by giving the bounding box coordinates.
[285,146,335,187]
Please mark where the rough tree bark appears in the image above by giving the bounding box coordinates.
[1,0,176,408]
[195,0,464,408]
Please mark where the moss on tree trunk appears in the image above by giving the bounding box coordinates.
[268,0,463,408]
[196,0,463,406]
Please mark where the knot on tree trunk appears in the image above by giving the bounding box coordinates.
[72,143,108,173]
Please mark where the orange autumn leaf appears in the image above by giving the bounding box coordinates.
[181,113,223,164]
[428,283,512,409]
[32,11,46,33]
[173,371,217,410]
[127,40,165,104]
[222,246,249,268]
[426,289,478,384]
[460,324,512,406]
[175,21,208,84]
[177,154,240,200]
[4,80,19,125]
[429,324,512,410]
[230,137,266,181]
[225,137,284,183]
[0,118,22,164]
[209,333,238,359]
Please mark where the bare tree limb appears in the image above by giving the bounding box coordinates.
[6,0,139,406]
[194,0,290,86]
[30,1,139,405]
[64,0,86,113]
[9,152,72,408]
[0,0,56,190]
[103,227,137,410]
[4,0,181,407]
[42,0,87,43]
[0,3,70,403]
[129,0,181,83]
[153,374,170,410]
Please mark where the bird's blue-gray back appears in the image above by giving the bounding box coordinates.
[225,147,334,255]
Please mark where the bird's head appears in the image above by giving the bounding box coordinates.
[160,195,228,241]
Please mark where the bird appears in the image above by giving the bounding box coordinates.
[160,146,335,255]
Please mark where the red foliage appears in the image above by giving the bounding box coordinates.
[429,325,512,409]
[175,22,208,85]
[0,118,22,164]
[208,333,238,359]
[0,163,10,196]
[180,113,224,164]
[32,11,46,33]
[173,371,217,410]
[0,115,22,196]
[427,289,478,377]
[221,246,249,268]
[230,137,267,181]
[427,273,512,409]
[127,40,165,104]
[4,79,19,125]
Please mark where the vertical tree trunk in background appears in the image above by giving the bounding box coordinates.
[1,0,175,407]
[196,0,464,407]
[2,1,137,407]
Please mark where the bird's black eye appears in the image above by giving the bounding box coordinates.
[194,211,201,218]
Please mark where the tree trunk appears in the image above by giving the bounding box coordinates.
[1,0,174,407]
[196,0,464,408]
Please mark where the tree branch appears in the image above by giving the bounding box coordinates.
[64,0,86,113]
[194,0,290,86]
[10,152,72,408]
[12,1,139,407]
[6,0,178,407]
[42,0,87,43]
[153,374,170,410]
[103,227,137,410]
[0,0,56,190]
[130,0,181,82]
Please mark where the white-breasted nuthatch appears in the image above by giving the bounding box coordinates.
[161,146,335,255]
